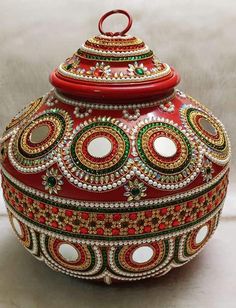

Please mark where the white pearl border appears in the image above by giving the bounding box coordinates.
[1,166,228,209]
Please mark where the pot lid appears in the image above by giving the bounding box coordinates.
[50,10,180,102]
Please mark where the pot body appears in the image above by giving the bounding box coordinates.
[0,88,230,284]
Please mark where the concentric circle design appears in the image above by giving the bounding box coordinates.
[109,240,173,276]
[3,98,44,138]
[177,215,218,263]
[181,106,230,165]
[9,109,73,172]
[60,118,132,190]
[40,235,103,276]
[8,211,39,256]
[71,121,130,175]
[47,238,93,271]
[133,118,202,188]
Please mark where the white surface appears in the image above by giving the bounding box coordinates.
[0,215,235,308]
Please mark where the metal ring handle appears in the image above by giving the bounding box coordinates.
[98,9,132,36]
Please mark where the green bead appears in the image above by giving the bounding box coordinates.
[47,176,57,187]
[135,68,144,75]
[131,188,141,196]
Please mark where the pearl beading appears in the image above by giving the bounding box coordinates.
[1,166,229,209]
[53,88,176,110]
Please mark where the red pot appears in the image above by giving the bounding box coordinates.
[0,10,231,284]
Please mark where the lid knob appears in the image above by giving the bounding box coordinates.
[98,9,133,36]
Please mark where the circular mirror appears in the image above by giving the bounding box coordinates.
[30,124,50,144]
[153,136,177,158]
[199,118,217,136]
[58,243,79,262]
[132,245,154,263]
[195,225,209,245]
[87,136,112,158]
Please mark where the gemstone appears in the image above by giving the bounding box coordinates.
[135,68,144,75]
[93,68,104,77]
[47,176,57,187]
[131,187,140,196]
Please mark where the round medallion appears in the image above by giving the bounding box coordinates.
[42,236,102,275]
[181,106,230,165]
[109,240,172,275]
[60,118,131,190]
[134,119,202,188]
[4,98,43,135]
[9,109,72,172]
[132,245,154,263]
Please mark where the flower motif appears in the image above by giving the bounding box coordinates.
[42,168,63,194]
[73,106,92,118]
[64,55,80,72]
[202,160,214,182]
[87,62,111,78]
[127,62,148,77]
[124,179,147,201]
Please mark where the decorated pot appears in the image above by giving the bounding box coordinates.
[0,10,231,284]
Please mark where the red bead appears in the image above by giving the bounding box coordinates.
[160,208,167,215]
[208,190,213,198]
[18,205,23,212]
[172,219,179,227]
[65,210,73,217]
[39,203,46,210]
[65,224,73,232]
[97,213,105,220]
[52,207,59,214]
[129,213,137,220]
[144,225,151,233]
[112,228,120,236]
[197,211,203,218]
[17,192,23,200]
[207,203,212,212]
[27,198,34,205]
[39,216,46,224]
[185,216,192,223]
[81,212,89,220]
[158,223,166,230]
[198,196,205,203]
[80,227,88,234]
[174,205,181,212]
[96,228,104,235]
[187,201,193,208]
[128,228,136,235]
[51,220,58,228]
[28,211,34,219]
[113,213,121,221]
[145,210,152,218]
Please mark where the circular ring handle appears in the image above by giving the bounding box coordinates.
[98,9,132,36]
